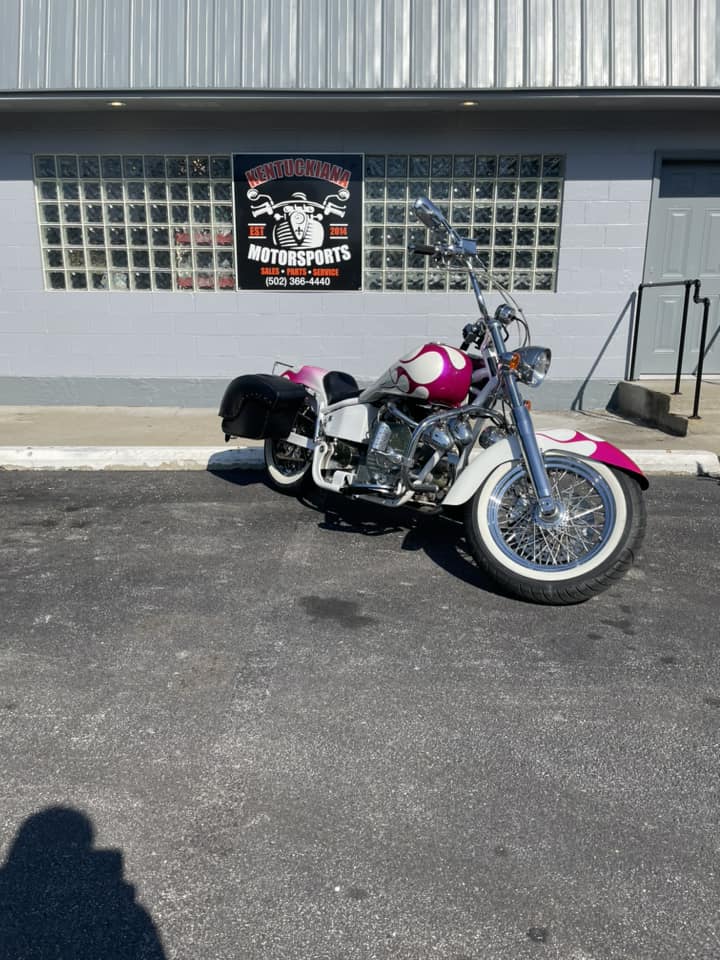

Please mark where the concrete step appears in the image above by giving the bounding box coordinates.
[608,378,720,437]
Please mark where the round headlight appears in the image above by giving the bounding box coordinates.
[515,346,552,387]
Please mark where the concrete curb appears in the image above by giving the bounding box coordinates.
[0,445,718,476]
[0,446,265,471]
[625,449,719,476]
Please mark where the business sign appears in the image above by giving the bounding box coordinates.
[233,154,363,290]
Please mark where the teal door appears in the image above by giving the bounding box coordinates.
[639,158,720,375]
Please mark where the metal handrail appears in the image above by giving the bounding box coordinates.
[629,278,711,420]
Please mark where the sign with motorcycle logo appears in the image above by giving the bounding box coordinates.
[233,154,363,290]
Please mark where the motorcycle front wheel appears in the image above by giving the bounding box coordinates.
[464,454,646,605]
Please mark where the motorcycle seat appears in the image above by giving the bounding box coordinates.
[323,370,360,405]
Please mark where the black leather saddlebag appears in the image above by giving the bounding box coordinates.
[219,374,308,440]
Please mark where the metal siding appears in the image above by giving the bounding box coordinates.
[410,0,440,89]
[325,0,355,89]
[527,0,555,88]
[130,0,158,88]
[102,0,131,87]
[3,0,720,93]
[354,0,383,89]
[467,1,495,88]
[19,0,48,88]
[494,0,525,88]
[383,0,411,89]
[698,0,720,85]
[556,0,582,86]
[584,0,610,86]
[641,0,669,85]
[611,0,639,86]
[269,0,298,89]
[669,0,695,86]
[75,0,105,88]
[439,0,467,88]
[298,0,326,89]
[241,0,270,88]
[187,0,215,87]
[213,0,243,87]
[0,1,21,87]
[46,0,75,88]
[156,0,186,87]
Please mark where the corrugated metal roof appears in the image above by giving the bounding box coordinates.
[2,0,719,93]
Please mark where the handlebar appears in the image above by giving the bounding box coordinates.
[409,238,484,264]
[410,196,528,337]
[461,321,486,351]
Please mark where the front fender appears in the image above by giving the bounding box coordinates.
[443,428,648,507]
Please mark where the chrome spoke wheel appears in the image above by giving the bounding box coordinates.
[465,452,645,604]
[489,458,615,572]
[264,400,316,493]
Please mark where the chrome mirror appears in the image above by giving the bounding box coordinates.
[414,196,450,233]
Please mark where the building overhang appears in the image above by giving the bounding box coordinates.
[1,87,720,114]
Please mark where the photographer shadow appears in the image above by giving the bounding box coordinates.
[0,807,166,959]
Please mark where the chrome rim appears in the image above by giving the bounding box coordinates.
[487,457,616,572]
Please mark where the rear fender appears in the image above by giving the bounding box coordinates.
[443,428,648,507]
[282,365,330,404]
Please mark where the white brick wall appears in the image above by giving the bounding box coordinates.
[0,107,718,405]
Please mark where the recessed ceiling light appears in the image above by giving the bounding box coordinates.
[462,100,479,107]
[108,100,126,108]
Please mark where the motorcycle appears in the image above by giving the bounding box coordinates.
[220,196,647,604]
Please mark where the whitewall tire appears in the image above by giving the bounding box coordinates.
[264,436,313,493]
[464,454,646,604]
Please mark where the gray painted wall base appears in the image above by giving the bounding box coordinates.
[0,377,229,407]
[0,376,619,411]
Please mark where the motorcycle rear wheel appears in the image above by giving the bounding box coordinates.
[264,436,313,493]
[264,400,315,494]
[464,454,646,605]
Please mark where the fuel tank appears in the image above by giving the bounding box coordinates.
[358,343,472,407]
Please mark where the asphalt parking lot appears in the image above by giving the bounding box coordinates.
[0,470,719,959]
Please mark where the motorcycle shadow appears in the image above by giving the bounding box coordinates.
[302,488,506,598]
[207,467,267,487]
[210,468,508,598]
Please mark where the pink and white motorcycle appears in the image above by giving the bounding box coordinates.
[220,197,647,604]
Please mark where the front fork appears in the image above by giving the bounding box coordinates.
[505,376,557,516]
[480,308,557,517]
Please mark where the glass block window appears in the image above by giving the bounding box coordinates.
[34,154,236,291]
[34,151,564,294]
[363,153,564,292]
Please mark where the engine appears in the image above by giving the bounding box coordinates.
[366,420,412,479]
[353,404,470,501]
